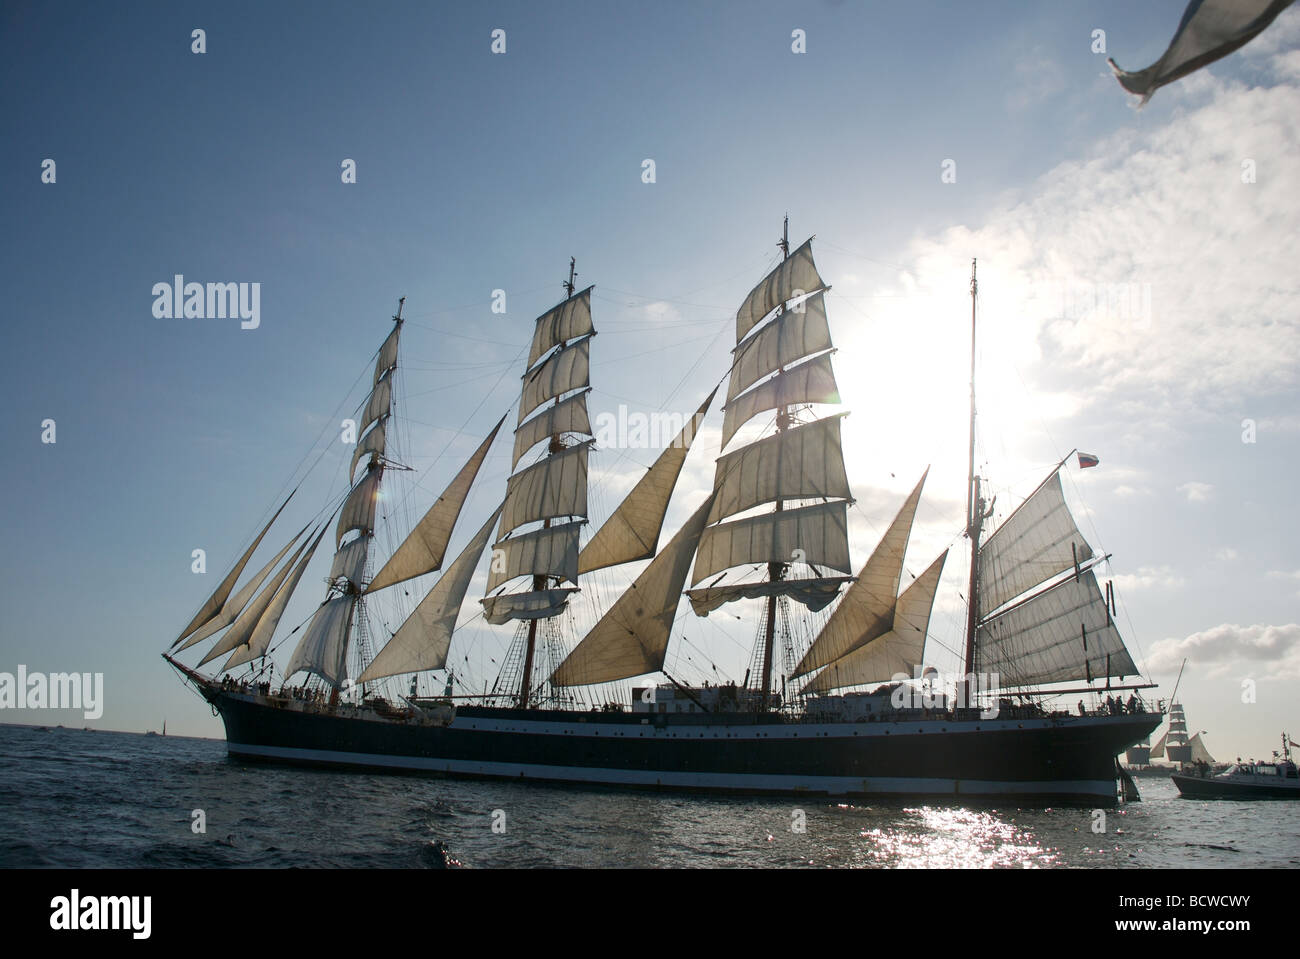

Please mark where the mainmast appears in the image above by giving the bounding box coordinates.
[759,217,792,711]
[962,261,991,709]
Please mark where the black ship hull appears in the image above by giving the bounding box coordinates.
[1172,773,1300,799]
[203,684,1159,806]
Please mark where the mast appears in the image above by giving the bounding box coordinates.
[759,217,792,711]
[518,258,577,708]
[961,259,988,710]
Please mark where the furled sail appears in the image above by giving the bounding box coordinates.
[366,416,505,593]
[528,286,593,369]
[283,594,355,687]
[578,388,715,574]
[736,238,826,342]
[975,569,1137,687]
[175,522,310,651]
[350,421,386,483]
[800,550,947,693]
[552,494,718,686]
[198,529,318,667]
[480,588,579,625]
[513,390,591,468]
[336,467,383,546]
[793,471,927,678]
[708,414,850,524]
[359,377,392,437]
[486,520,584,593]
[721,353,840,450]
[221,526,331,671]
[686,576,853,616]
[691,500,851,586]
[498,440,592,538]
[728,291,832,402]
[357,507,503,682]
[172,489,296,646]
[977,470,1092,616]
[518,337,591,424]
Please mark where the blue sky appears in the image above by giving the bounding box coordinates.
[2,1,1298,760]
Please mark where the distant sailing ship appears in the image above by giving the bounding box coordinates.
[164,221,1161,805]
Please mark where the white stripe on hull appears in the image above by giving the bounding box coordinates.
[228,741,1119,799]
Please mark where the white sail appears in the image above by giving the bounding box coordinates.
[486,520,584,592]
[728,291,832,403]
[221,526,330,671]
[499,440,592,537]
[578,389,715,574]
[357,507,503,682]
[173,489,295,645]
[374,325,400,384]
[527,287,593,369]
[518,337,591,423]
[793,471,927,678]
[366,416,505,593]
[283,594,355,686]
[350,421,386,483]
[736,238,825,342]
[198,531,316,667]
[552,494,717,686]
[691,500,851,586]
[978,471,1093,616]
[721,353,840,450]
[175,523,308,651]
[329,534,371,587]
[975,569,1137,687]
[513,390,591,468]
[708,414,850,524]
[480,588,578,625]
[359,377,391,436]
[686,576,853,616]
[802,550,948,693]
[336,468,383,546]
[1150,731,1168,759]
[1187,732,1216,765]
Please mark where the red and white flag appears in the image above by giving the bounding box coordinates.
[1078,452,1100,469]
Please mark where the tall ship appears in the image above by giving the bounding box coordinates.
[164,222,1162,805]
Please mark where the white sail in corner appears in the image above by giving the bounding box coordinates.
[358,506,504,682]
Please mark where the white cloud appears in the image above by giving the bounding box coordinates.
[1147,623,1300,679]
[1177,481,1213,503]
[1214,547,1239,561]
[1112,565,1186,593]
